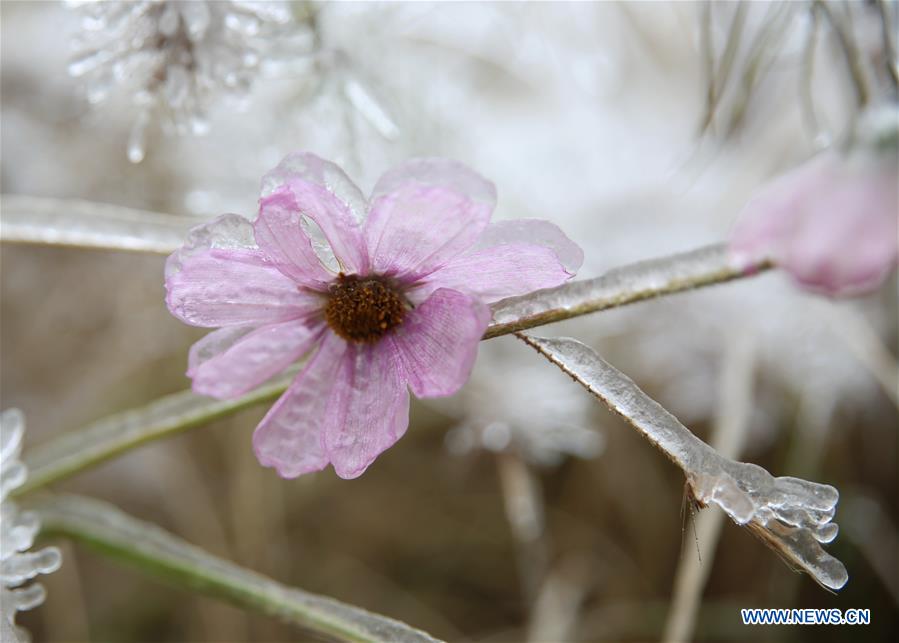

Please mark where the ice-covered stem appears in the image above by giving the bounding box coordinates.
[484,244,770,339]
[517,334,848,591]
[30,494,441,643]
[0,195,201,254]
[13,372,293,497]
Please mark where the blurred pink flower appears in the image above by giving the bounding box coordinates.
[166,153,582,479]
[730,151,898,296]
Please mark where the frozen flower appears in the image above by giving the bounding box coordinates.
[730,150,898,296]
[68,1,312,162]
[165,154,582,479]
[1,409,62,643]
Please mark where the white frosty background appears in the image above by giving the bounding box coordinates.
[2,2,896,642]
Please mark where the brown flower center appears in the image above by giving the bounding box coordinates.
[324,274,407,343]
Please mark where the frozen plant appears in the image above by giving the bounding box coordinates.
[1,409,62,643]
[520,335,848,590]
[165,153,582,479]
[68,1,312,162]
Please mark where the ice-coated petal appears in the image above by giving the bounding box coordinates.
[260,153,368,274]
[252,332,347,478]
[165,213,258,280]
[166,248,322,327]
[255,190,335,288]
[413,243,575,303]
[731,152,898,296]
[323,342,411,479]
[364,158,497,281]
[371,157,497,206]
[471,219,584,273]
[188,320,326,399]
[388,288,491,397]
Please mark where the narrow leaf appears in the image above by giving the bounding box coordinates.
[0,195,201,254]
[31,494,442,643]
[519,333,848,591]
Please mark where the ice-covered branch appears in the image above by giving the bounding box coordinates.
[485,244,770,339]
[12,372,293,497]
[31,494,441,643]
[0,195,200,254]
[518,334,848,591]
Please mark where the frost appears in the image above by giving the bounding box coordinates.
[519,335,848,591]
[1,410,62,643]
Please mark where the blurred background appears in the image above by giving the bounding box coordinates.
[1,1,897,641]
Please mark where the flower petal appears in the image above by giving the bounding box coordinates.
[413,242,575,304]
[261,153,368,274]
[188,321,326,399]
[731,152,898,296]
[255,190,336,288]
[323,342,410,479]
[252,332,347,478]
[165,248,324,327]
[364,158,497,281]
[388,288,491,398]
[470,219,584,273]
[783,167,897,295]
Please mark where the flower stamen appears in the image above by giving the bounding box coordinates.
[324,274,407,343]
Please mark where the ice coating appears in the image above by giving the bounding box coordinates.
[32,494,443,643]
[164,213,258,279]
[0,195,201,255]
[519,335,848,591]
[486,244,761,339]
[1,409,62,643]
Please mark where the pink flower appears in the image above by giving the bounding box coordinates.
[166,154,582,479]
[730,151,898,296]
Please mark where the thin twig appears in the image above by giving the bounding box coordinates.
[814,0,869,108]
[699,2,749,135]
[725,1,795,137]
[875,0,899,93]
[485,244,771,339]
[799,6,829,146]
